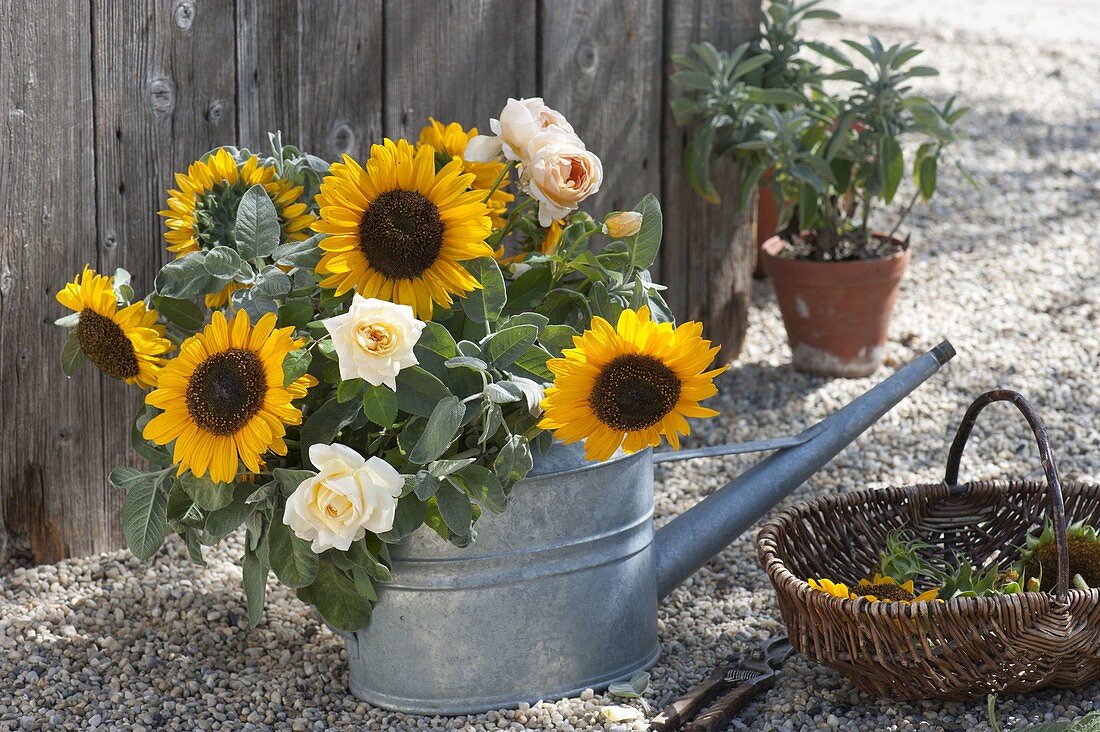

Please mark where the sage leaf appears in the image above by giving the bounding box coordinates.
[362,384,398,427]
[122,471,170,560]
[409,396,464,464]
[460,257,506,323]
[484,324,539,368]
[235,184,281,259]
[179,472,233,512]
[242,546,267,627]
[435,483,474,535]
[60,330,86,376]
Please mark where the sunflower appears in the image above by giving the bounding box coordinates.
[1023,520,1100,591]
[142,309,317,483]
[854,574,941,604]
[417,118,514,227]
[56,266,172,388]
[538,306,726,462]
[312,139,495,319]
[808,577,854,600]
[158,148,315,308]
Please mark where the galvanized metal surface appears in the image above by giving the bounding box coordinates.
[339,341,955,714]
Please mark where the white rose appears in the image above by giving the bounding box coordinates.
[604,210,643,238]
[322,295,425,390]
[489,97,575,162]
[283,443,404,553]
[464,134,503,163]
[522,130,604,226]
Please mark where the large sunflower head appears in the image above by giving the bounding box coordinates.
[807,577,853,600]
[1022,520,1100,591]
[56,266,172,388]
[538,306,727,462]
[158,148,315,307]
[854,574,942,604]
[142,309,317,483]
[418,118,514,228]
[312,139,495,319]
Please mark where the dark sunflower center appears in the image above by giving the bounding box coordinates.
[75,309,140,380]
[358,189,445,279]
[589,354,682,431]
[861,583,915,602]
[185,348,268,435]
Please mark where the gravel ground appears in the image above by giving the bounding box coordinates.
[3,11,1099,732]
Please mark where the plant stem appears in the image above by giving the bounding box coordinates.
[886,188,921,241]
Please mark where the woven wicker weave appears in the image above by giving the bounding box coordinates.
[758,390,1100,700]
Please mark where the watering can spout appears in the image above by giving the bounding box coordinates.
[653,341,956,600]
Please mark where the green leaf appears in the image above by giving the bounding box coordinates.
[684,123,720,204]
[919,155,937,201]
[203,486,254,540]
[539,324,578,356]
[272,468,315,496]
[233,287,278,320]
[54,311,81,328]
[203,246,243,278]
[346,540,393,583]
[414,321,458,375]
[394,366,453,418]
[351,566,378,601]
[155,252,228,299]
[122,471,169,560]
[484,324,539,369]
[435,483,473,535]
[494,434,533,484]
[409,396,465,464]
[253,265,293,297]
[282,348,312,386]
[242,546,267,627]
[267,515,319,588]
[362,384,398,427]
[881,136,904,204]
[152,296,205,333]
[300,398,361,465]
[179,472,233,512]
[376,495,428,543]
[460,257,506,323]
[414,471,442,500]
[272,233,323,269]
[510,345,553,381]
[505,265,553,313]
[60,330,86,376]
[235,184,282,259]
[337,377,365,403]
[449,465,507,513]
[131,407,172,467]
[277,298,314,329]
[626,194,663,271]
[297,563,372,632]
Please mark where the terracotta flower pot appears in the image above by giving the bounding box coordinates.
[754,179,779,278]
[760,235,910,378]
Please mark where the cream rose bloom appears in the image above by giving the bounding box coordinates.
[604,210,643,238]
[490,97,575,162]
[463,134,503,163]
[284,443,403,553]
[322,295,425,390]
[522,130,604,226]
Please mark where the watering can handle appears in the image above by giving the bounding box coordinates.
[942,389,1070,598]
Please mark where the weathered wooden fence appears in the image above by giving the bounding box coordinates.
[0,0,760,562]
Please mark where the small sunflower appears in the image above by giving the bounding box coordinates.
[854,574,942,604]
[158,148,315,308]
[313,139,495,319]
[1022,520,1100,591]
[539,306,726,462]
[417,118,514,227]
[808,577,853,600]
[142,309,317,483]
[56,266,172,388]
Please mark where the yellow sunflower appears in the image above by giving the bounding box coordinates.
[312,139,494,319]
[808,577,854,600]
[417,118,514,227]
[539,306,727,462]
[142,309,317,483]
[56,266,172,388]
[854,574,942,604]
[158,148,315,308]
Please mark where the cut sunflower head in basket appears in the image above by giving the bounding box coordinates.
[1022,520,1100,591]
[853,574,942,604]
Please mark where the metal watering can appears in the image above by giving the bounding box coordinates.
[334,342,956,714]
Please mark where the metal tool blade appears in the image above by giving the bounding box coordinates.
[652,423,827,464]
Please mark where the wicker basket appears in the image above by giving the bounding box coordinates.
[758,390,1100,700]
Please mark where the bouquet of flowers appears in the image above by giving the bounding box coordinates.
[55,98,727,631]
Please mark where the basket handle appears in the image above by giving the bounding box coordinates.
[943,390,1070,598]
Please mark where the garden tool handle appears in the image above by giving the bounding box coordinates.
[650,666,727,731]
[943,389,1070,597]
[684,676,775,732]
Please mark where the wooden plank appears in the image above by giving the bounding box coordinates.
[299,0,384,160]
[539,0,663,219]
[661,0,761,359]
[237,0,301,151]
[383,0,537,139]
[0,0,106,561]
[92,0,238,551]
